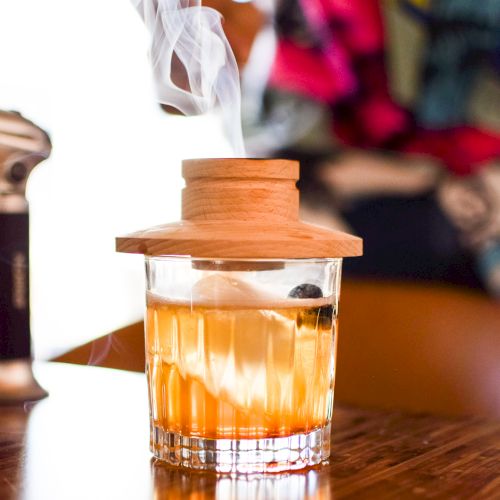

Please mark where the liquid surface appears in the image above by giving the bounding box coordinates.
[146,295,337,439]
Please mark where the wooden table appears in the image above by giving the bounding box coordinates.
[1,363,499,499]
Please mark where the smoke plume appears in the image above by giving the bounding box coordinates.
[132,0,245,156]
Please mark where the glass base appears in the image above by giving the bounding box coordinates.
[151,424,331,473]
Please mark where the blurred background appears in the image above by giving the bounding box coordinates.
[0,0,499,361]
[0,0,234,359]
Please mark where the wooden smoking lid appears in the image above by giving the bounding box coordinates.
[116,158,362,259]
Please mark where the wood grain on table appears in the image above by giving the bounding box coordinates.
[0,363,499,500]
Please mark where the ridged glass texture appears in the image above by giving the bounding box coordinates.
[144,257,341,473]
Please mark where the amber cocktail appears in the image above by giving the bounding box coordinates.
[144,257,341,473]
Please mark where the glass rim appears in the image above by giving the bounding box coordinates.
[144,255,341,264]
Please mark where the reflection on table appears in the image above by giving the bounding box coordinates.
[0,362,499,500]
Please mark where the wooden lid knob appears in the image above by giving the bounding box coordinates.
[181,159,299,222]
[116,158,363,258]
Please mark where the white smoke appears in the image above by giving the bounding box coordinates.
[131,0,245,156]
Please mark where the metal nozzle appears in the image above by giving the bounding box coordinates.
[0,110,52,196]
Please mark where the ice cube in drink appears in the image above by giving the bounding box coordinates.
[145,275,337,442]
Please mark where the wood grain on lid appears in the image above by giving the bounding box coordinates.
[116,158,363,258]
[182,158,299,180]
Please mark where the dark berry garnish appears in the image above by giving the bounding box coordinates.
[318,305,334,329]
[288,283,323,299]
[290,284,335,330]
[296,304,335,330]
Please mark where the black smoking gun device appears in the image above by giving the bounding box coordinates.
[0,110,51,402]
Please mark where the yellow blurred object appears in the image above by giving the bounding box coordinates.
[408,0,430,8]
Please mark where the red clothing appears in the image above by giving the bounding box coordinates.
[270,0,500,175]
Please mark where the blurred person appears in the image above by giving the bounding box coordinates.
[192,0,500,295]
[240,0,500,296]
